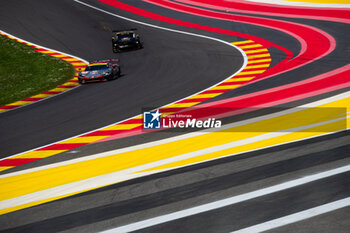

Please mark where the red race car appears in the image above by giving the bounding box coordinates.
[78,59,121,84]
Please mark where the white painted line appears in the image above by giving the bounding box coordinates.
[100,164,350,233]
[243,0,350,8]
[0,0,247,162]
[73,0,247,104]
[231,197,350,233]
[1,90,349,178]
[0,115,347,211]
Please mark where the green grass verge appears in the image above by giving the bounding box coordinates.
[0,35,76,107]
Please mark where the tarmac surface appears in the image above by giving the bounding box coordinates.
[0,0,349,232]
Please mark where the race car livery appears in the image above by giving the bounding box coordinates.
[112,29,142,52]
[78,59,121,84]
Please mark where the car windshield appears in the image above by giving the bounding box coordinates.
[85,64,108,71]
[116,33,133,40]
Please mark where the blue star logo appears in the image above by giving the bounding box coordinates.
[143,110,161,129]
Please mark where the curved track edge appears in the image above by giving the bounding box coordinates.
[0,30,88,113]
[0,4,266,171]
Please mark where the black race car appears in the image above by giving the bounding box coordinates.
[112,29,142,52]
[78,59,121,84]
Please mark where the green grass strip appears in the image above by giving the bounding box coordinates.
[0,35,75,107]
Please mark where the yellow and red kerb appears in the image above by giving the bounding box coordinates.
[0,40,271,172]
[0,32,87,113]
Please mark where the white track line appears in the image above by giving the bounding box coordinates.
[243,0,350,8]
[0,0,247,162]
[231,197,350,233]
[0,115,347,210]
[1,90,349,179]
[100,164,350,233]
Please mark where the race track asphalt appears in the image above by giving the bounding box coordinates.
[0,0,243,157]
[0,1,349,232]
[1,130,349,233]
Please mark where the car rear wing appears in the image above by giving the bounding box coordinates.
[89,59,119,64]
[112,28,137,33]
